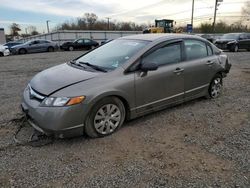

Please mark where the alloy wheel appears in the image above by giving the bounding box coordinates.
[94,104,121,135]
[210,78,222,98]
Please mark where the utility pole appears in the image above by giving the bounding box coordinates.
[213,0,223,32]
[191,0,194,27]
[46,20,50,33]
[106,17,111,30]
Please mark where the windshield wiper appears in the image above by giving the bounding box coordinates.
[78,61,107,72]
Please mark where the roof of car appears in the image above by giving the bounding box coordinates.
[121,33,203,42]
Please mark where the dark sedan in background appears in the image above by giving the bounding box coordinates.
[60,38,99,51]
[10,39,58,55]
[214,33,250,52]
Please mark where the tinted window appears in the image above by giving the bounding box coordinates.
[39,40,50,44]
[221,33,240,40]
[84,39,91,43]
[185,40,207,60]
[207,45,213,56]
[76,39,83,44]
[143,43,181,66]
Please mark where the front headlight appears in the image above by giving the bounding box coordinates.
[41,96,85,107]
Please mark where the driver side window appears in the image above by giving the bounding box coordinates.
[143,43,181,66]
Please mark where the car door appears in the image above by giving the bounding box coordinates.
[238,34,250,50]
[181,39,216,100]
[27,41,40,53]
[134,41,184,115]
[38,40,49,52]
[83,39,92,49]
[74,39,84,50]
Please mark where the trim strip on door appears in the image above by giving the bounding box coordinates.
[131,83,209,111]
[185,84,209,94]
[131,92,184,111]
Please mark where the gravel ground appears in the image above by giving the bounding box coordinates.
[0,51,249,187]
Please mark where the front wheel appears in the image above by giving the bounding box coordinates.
[231,44,238,52]
[19,48,27,54]
[48,46,54,52]
[208,74,223,99]
[85,97,126,138]
[68,46,74,51]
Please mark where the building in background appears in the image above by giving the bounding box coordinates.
[0,28,6,44]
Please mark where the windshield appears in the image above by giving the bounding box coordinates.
[76,39,149,70]
[221,34,239,40]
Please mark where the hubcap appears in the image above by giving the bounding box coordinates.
[94,104,121,135]
[211,78,222,98]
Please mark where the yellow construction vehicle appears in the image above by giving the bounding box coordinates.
[143,19,174,34]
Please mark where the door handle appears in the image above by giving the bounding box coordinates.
[206,60,215,65]
[173,68,184,74]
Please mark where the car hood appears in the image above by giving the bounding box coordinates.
[215,39,236,43]
[30,63,100,95]
[11,44,24,48]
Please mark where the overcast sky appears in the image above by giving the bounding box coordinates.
[0,0,248,33]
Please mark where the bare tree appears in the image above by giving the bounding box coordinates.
[84,13,98,29]
[27,25,39,35]
[9,23,21,36]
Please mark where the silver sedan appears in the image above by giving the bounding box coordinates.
[11,39,58,54]
[21,34,231,138]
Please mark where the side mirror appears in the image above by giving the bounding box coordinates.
[141,62,158,72]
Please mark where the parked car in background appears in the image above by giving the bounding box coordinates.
[10,39,58,55]
[22,34,231,138]
[214,33,250,52]
[61,38,99,51]
[0,45,10,56]
[3,41,23,50]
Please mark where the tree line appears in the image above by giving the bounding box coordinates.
[8,1,250,38]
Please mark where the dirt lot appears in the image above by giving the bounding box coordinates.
[0,51,249,187]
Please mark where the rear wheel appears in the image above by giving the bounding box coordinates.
[0,52,3,57]
[68,46,74,51]
[85,97,126,138]
[19,48,27,54]
[48,46,54,52]
[208,74,223,99]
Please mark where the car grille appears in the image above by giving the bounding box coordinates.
[216,43,227,49]
[28,85,46,101]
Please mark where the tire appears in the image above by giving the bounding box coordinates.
[85,97,126,138]
[247,48,250,52]
[47,46,54,52]
[68,46,74,51]
[0,52,3,57]
[19,48,27,54]
[208,74,223,99]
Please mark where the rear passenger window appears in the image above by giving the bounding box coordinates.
[143,43,181,66]
[184,40,208,60]
[207,45,213,56]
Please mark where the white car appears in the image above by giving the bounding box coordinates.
[0,45,10,56]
